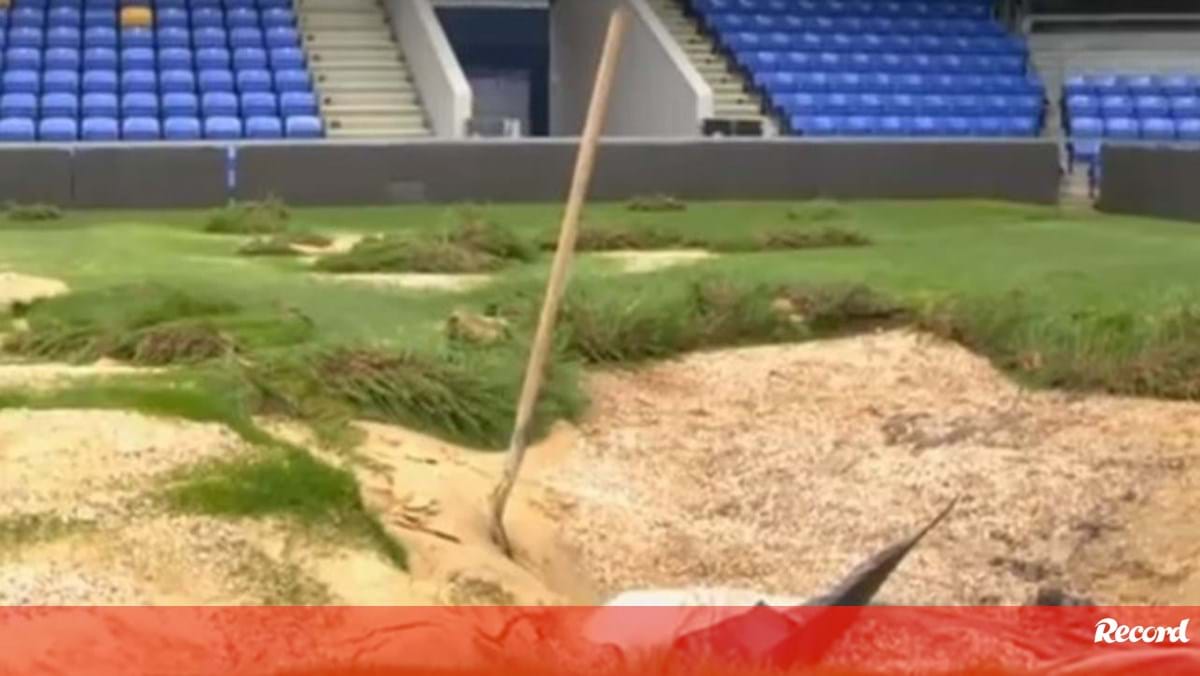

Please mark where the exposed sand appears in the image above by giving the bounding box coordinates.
[545,330,1200,605]
[593,249,715,274]
[4,329,1200,607]
[0,272,67,309]
[312,272,494,293]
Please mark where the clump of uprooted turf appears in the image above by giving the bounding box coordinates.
[314,217,534,274]
[2,283,314,365]
[543,222,870,253]
[166,445,407,569]
[237,231,334,257]
[4,201,63,222]
[205,196,291,235]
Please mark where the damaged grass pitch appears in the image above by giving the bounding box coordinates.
[315,215,535,274]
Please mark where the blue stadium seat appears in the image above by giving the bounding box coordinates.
[1158,74,1199,98]
[233,47,268,70]
[10,27,44,49]
[268,46,304,69]
[278,90,316,116]
[875,115,912,136]
[163,116,202,140]
[262,8,295,27]
[191,8,224,28]
[0,118,36,142]
[1178,118,1200,141]
[157,27,190,49]
[972,116,1005,136]
[84,26,116,48]
[944,116,973,136]
[47,27,80,48]
[6,47,41,70]
[159,47,192,70]
[245,115,282,138]
[204,115,242,139]
[121,28,153,49]
[82,70,117,94]
[240,91,276,117]
[160,69,196,93]
[1100,95,1134,117]
[911,115,940,136]
[950,94,983,115]
[0,93,37,118]
[45,47,80,70]
[50,8,82,28]
[830,72,863,92]
[83,47,117,69]
[226,7,258,28]
[259,0,291,8]
[273,69,311,93]
[855,92,885,114]
[1121,74,1159,97]
[198,69,234,92]
[81,92,118,118]
[230,27,263,48]
[1010,94,1042,116]
[1171,96,1200,119]
[842,115,875,136]
[121,92,157,117]
[1104,117,1139,139]
[201,91,238,116]
[1140,117,1176,140]
[121,47,154,70]
[121,70,156,94]
[43,70,79,94]
[1135,95,1170,118]
[1003,116,1039,137]
[917,94,950,115]
[1066,93,1099,118]
[4,70,40,95]
[194,27,227,48]
[196,47,231,70]
[156,8,187,29]
[122,116,161,141]
[1088,74,1124,96]
[887,93,919,115]
[12,8,45,28]
[793,115,841,136]
[84,9,116,27]
[38,117,77,141]
[285,114,323,138]
[163,91,199,117]
[41,92,77,118]
[265,26,299,48]
[237,69,272,93]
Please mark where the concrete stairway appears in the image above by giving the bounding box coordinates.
[296,0,431,138]
[644,0,775,131]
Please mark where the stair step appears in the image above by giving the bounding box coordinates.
[328,127,431,139]
[322,91,419,106]
[324,103,425,117]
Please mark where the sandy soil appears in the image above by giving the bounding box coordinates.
[0,361,154,390]
[0,272,67,309]
[544,330,1200,605]
[312,272,495,293]
[593,249,715,274]
[4,329,1200,606]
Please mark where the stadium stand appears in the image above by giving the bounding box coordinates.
[685,0,1047,137]
[1062,73,1200,168]
[0,0,323,141]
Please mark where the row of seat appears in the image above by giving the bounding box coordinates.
[1063,73,1200,98]
[8,0,293,9]
[706,14,1005,35]
[723,32,1024,55]
[0,113,322,140]
[3,46,305,70]
[775,92,1042,116]
[756,71,1041,95]
[1069,116,1200,141]
[0,67,312,93]
[0,25,302,49]
[739,51,1025,75]
[790,114,1039,136]
[0,90,317,117]
[1066,94,1200,120]
[693,0,993,18]
[0,7,297,29]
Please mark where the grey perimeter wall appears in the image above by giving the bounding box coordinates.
[1098,145,1200,223]
[0,140,1060,208]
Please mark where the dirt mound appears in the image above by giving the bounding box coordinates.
[544,330,1200,604]
[0,272,67,309]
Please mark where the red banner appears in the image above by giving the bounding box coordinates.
[3,606,1200,675]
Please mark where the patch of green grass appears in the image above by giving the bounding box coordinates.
[5,201,63,222]
[4,283,313,365]
[551,220,869,253]
[627,194,686,212]
[238,231,335,257]
[205,197,290,235]
[315,218,533,274]
[166,446,407,569]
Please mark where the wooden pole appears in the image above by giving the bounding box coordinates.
[489,5,630,556]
